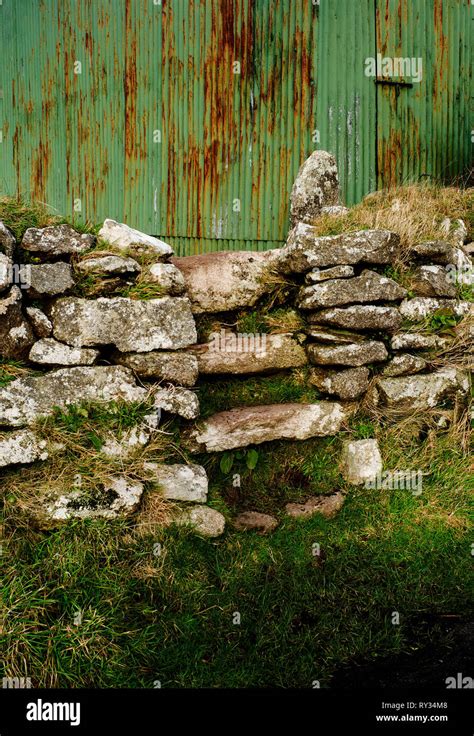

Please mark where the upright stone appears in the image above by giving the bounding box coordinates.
[289,150,340,226]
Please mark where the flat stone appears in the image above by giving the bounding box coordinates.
[399,298,472,321]
[51,296,197,352]
[411,265,457,298]
[0,429,49,468]
[144,463,208,502]
[382,354,427,377]
[98,219,173,257]
[173,505,225,537]
[0,286,34,359]
[26,306,53,337]
[307,341,388,367]
[290,150,340,226]
[0,222,16,257]
[76,255,141,275]
[153,386,199,420]
[0,365,146,427]
[29,338,99,366]
[277,226,400,274]
[171,250,276,313]
[113,350,198,386]
[21,224,95,258]
[188,332,307,375]
[305,265,355,283]
[298,270,407,309]
[390,333,451,351]
[233,511,278,534]
[0,253,13,291]
[341,439,382,485]
[285,491,344,519]
[187,402,346,453]
[310,305,402,332]
[40,476,144,528]
[147,262,186,295]
[305,327,365,344]
[410,241,472,269]
[309,366,370,399]
[19,262,74,297]
[377,368,469,410]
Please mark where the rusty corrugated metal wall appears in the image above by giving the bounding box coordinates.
[0,0,472,255]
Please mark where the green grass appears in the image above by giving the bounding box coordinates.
[197,369,321,419]
[1,421,471,688]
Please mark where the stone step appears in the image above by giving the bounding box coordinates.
[186,401,347,453]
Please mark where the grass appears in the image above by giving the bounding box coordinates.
[1,416,471,688]
[197,368,322,419]
[309,184,474,261]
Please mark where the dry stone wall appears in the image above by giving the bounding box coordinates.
[0,153,472,536]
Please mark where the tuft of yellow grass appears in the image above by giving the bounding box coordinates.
[310,184,473,261]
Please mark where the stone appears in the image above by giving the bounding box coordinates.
[41,476,144,527]
[277,226,400,274]
[411,265,457,298]
[390,333,451,351]
[377,369,469,410]
[21,224,95,258]
[188,332,307,375]
[289,150,340,226]
[410,241,472,269]
[29,338,99,366]
[50,296,197,352]
[382,354,427,377]
[113,350,198,387]
[321,205,349,217]
[26,307,53,338]
[305,327,365,344]
[100,414,159,459]
[341,439,382,485]
[0,222,16,257]
[147,262,186,295]
[310,305,402,332]
[0,253,13,291]
[171,250,276,313]
[399,298,472,322]
[307,341,388,367]
[233,511,278,534]
[298,270,407,310]
[19,262,74,297]
[440,217,468,246]
[0,365,146,427]
[305,265,355,283]
[173,505,225,538]
[153,386,199,420]
[0,286,34,359]
[143,463,208,502]
[285,491,344,519]
[0,429,49,468]
[187,402,346,453]
[76,255,141,275]
[98,219,173,257]
[309,366,370,399]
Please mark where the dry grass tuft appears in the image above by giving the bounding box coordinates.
[310,184,474,263]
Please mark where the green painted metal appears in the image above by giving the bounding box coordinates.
[0,1,472,256]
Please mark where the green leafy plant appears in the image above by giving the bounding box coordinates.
[219,447,260,475]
